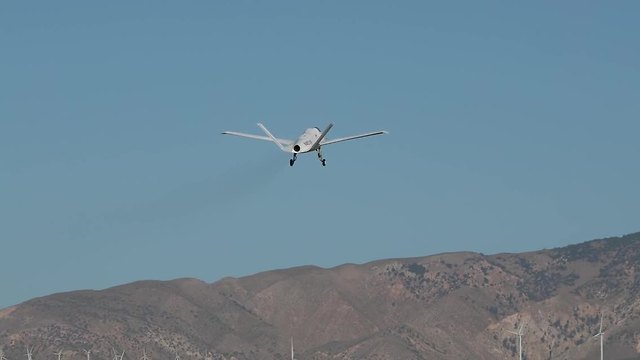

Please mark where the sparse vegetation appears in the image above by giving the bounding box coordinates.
[2,233,640,359]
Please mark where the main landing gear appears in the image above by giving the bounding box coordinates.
[289,150,327,166]
[289,149,327,166]
[317,148,326,166]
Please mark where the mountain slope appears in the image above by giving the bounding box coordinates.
[1,232,639,359]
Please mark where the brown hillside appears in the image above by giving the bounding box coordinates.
[1,232,639,359]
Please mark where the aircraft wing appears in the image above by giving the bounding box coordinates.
[221,131,294,147]
[320,130,388,146]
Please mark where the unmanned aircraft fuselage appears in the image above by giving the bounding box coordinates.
[222,123,387,166]
[292,127,326,153]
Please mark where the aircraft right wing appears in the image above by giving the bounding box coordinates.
[320,130,388,146]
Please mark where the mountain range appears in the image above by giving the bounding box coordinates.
[1,232,639,359]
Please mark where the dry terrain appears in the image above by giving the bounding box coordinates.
[1,232,639,359]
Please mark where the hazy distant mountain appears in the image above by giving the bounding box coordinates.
[1,232,639,359]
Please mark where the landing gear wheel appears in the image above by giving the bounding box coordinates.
[321,159,326,166]
[289,159,295,166]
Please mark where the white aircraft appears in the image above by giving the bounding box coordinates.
[222,123,388,166]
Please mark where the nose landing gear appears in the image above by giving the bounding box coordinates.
[290,153,297,166]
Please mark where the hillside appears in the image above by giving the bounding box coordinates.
[1,232,639,359]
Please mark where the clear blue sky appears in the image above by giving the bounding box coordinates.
[2,2,639,308]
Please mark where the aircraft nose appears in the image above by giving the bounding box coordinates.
[293,144,301,152]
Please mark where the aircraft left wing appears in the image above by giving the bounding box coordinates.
[320,130,388,146]
[221,131,294,147]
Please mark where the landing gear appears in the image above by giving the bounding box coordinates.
[317,148,327,166]
[288,151,328,166]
